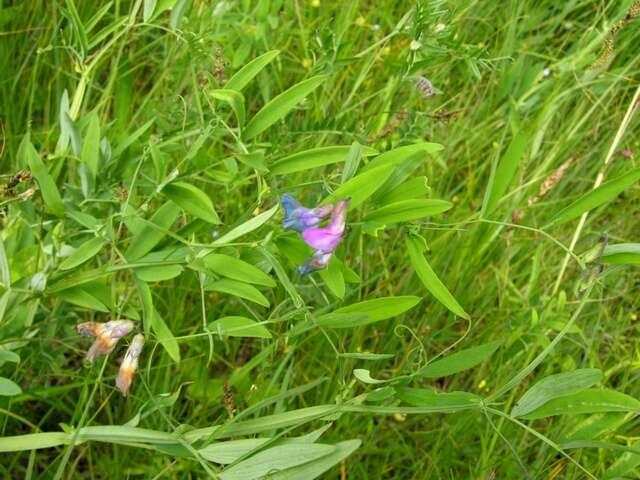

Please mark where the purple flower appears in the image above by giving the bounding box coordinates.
[301,199,348,252]
[281,194,334,233]
[416,77,435,99]
[298,198,349,275]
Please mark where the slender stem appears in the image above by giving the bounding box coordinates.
[552,85,640,294]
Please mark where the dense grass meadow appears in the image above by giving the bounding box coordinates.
[1,0,640,478]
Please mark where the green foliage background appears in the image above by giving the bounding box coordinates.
[1,0,639,478]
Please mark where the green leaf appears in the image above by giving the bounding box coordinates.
[602,439,640,479]
[317,256,345,298]
[548,167,640,226]
[134,264,184,282]
[353,369,389,384]
[270,145,378,175]
[366,199,452,224]
[81,112,100,175]
[0,237,10,288]
[419,341,501,378]
[57,287,109,312]
[206,279,270,307]
[225,50,280,91]
[312,313,370,330]
[0,432,70,451]
[0,350,20,367]
[482,127,530,216]
[19,135,64,216]
[600,243,640,265]
[338,352,394,361]
[243,75,327,140]
[143,0,157,22]
[321,165,395,209]
[210,89,246,129]
[362,142,444,172]
[331,296,420,326]
[376,176,430,205]
[512,368,603,418]
[521,388,640,420]
[64,0,88,53]
[341,141,363,183]
[268,440,361,480]
[125,201,181,261]
[394,388,482,410]
[0,377,22,396]
[406,235,469,319]
[219,444,336,480]
[195,253,275,287]
[209,316,271,339]
[112,119,154,159]
[212,204,278,245]
[162,182,220,224]
[60,237,106,270]
[151,309,180,363]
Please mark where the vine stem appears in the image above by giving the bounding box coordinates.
[552,84,640,295]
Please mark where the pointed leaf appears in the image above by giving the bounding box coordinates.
[512,368,603,418]
[195,253,275,287]
[125,201,181,260]
[19,136,64,216]
[209,316,271,338]
[81,113,100,175]
[270,145,378,175]
[60,237,106,270]
[366,199,452,224]
[151,309,180,363]
[406,235,469,319]
[243,75,326,140]
[548,167,640,226]
[206,279,270,307]
[362,142,443,172]
[321,165,395,209]
[162,181,220,224]
[210,89,246,129]
[521,388,640,420]
[420,341,501,378]
[225,50,280,91]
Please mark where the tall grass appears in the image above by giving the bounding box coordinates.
[1,0,639,478]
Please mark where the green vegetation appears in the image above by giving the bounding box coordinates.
[1,0,639,478]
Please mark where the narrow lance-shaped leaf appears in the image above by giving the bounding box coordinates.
[366,199,452,224]
[243,75,327,140]
[209,316,271,339]
[521,388,640,420]
[125,201,181,261]
[81,112,100,176]
[406,234,469,319]
[419,341,500,378]
[194,253,275,287]
[151,309,180,363]
[60,237,106,270]
[482,127,530,216]
[212,204,278,245]
[547,167,640,226]
[19,136,64,217]
[362,142,444,172]
[210,89,246,129]
[599,243,640,265]
[225,50,280,91]
[321,165,395,209]
[512,368,603,418]
[270,145,377,175]
[162,181,220,224]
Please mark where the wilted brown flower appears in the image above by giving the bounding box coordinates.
[77,320,135,363]
[116,334,145,397]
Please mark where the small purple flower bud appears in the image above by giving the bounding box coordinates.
[297,250,333,275]
[416,77,435,99]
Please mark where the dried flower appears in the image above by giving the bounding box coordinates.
[77,320,134,363]
[415,77,435,99]
[297,250,334,275]
[115,334,144,397]
[281,194,334,233]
